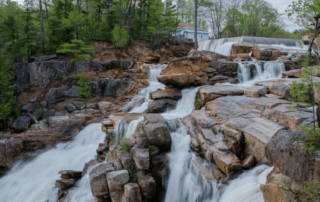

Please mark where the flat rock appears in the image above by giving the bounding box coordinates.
[245,86,267,97]
[97,101,113,117]
[59,170,82,180]
[109,112,142,124]
[149,88,182,100]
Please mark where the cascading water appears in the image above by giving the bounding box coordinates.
[0,124,105,202]
[198,36,306,56]
[237,61,286,86]
[125,64,166,113]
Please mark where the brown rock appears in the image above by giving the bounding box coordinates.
[147,99,177,113]
[192,156,225,181]
[107,170,130,202]
[210,146,242,174]
[149,88,182,100]
[59,170,82,180]
[55,179,74,190]
[132,147,150,170]
[89,163,114,197]
[242,156,255,169]
[123,183,142,202]
[136,171,156,199]
[109,112,142,124]
[245,86,267,98]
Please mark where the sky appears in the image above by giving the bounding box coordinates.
[12,0,302,32]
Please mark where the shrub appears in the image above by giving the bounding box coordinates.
[194,97,202,110]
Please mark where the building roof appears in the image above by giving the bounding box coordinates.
[178,23,201,29]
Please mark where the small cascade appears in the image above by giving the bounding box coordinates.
[163,123,219,202]
[0,124,105,202]
[126,64,166,113]
[237,61,286,86]
[198,36,304,56]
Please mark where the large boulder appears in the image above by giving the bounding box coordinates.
[210,146,242,174]
[138,114,171,151]
[89,163,114,197]
[10,116,31,131]
[132,148,150,170]
[55,179,74,190]
[252,46,288,61]
[265,130,320,183]
[107,170,130,202]
[149,88,182,100]
[123,183,142,202]
[97,101,114,117]
[147,99,177,113]
[231,43,254,55]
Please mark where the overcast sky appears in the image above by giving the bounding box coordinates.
[12,0,302,32]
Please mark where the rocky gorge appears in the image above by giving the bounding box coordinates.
[0,37,319,202]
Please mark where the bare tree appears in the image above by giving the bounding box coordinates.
[125,0,137,37]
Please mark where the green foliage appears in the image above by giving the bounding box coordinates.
[279,178,320,202]
[125,162,139,178]
[43,119,49,125]
[226,64,234,70]
[36,109,44,119]
[56,40,94,63]
[194,97,202,110]
[116,137,132,153]
[0,54,18,127]
[111,24,129,48]
[286,55,320,150]
[72,73,91,103]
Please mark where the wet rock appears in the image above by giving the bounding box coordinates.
[89,163,114,197]
[0,138,23,167]
[245,86,267,97]
[242,156,255,169]
[109,112,142,125]
[149,88,182,100]
[120,96,145,112]
[10,116,30,131]
[139,114,171,151]
[132,148,150,170]
[231,43,254,55]
[65,103,76,112]
[29,97,38,103]
[266,130,320,183]
[124,183,142,202]
[107,170,130,202]
[83,159,98,176]
[55,179,74,190]
[59,170,82,180]
[229,53,252,62]
[192,156,225,181]
[136,171,156,199]
[147,99,177,113]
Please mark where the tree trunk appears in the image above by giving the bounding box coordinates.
[39,0,45,51]
[45,0,48,20]
[194,0,198,50]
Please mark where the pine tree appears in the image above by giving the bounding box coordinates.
[0,54,18,128]
[111,24,129,48]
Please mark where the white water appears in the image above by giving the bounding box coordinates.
[0,56,280,202]
[237,61,286,86]
[0,124,105,202]
[198,36,306,56]
[127,64,166,113]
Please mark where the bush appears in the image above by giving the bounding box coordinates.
[117,137,131,153]
[194,97,202,110]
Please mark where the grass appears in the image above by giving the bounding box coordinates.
[117,137,131,153]
[194,97,202,110]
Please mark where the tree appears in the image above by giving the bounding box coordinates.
[39,0,45,50]
[74,73,91,109]
[194,0,197,50]
[111,24,129,47]
[56,40,94,74]
[0,54,18,129]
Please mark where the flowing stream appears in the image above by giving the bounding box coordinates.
[0,43,293,202]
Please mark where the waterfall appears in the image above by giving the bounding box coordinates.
[237,61,286,86]
[198,36,304,56]
[126,64,166,113]
[0,124,105,202]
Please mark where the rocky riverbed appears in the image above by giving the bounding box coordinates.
[1,39,319,202]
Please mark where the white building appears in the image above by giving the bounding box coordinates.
[172,23,209,42]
